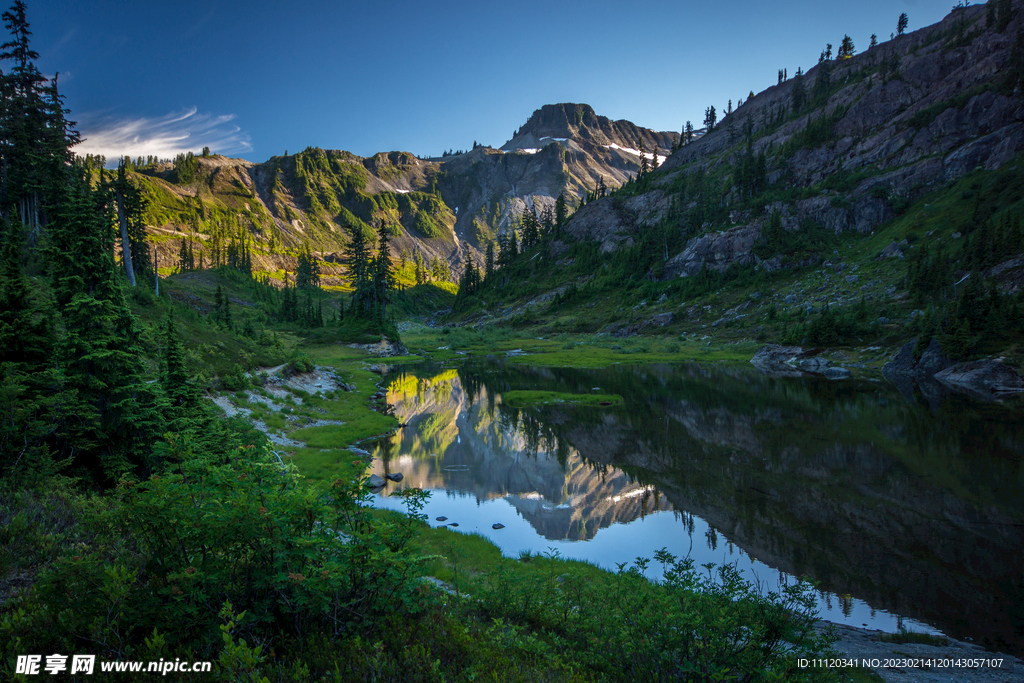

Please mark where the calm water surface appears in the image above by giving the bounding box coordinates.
[367,361,1024,655]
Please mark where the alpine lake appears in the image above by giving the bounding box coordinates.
[365,359,1024,656]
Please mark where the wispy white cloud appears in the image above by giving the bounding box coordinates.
[75,108,252,161]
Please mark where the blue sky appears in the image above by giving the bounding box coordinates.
[30,0,955,163]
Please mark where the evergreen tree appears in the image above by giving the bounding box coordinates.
[178,240,190,272]
[838,34,856,59]
[214,284,225,325]
[222,290,232,330]
[47,170,162,482]
[414,251,426,285]
[0,218,49,368]
[554,192,567,232]
[791,67,806,112]
[638,136,649,177]
[496,233,511,269]
[344,225,372,314]
[703,106,717,132]
[870,33,878,48]
[813,54,833,104]
[0,1,79,246]
[161,310,198,430]
[296,245,322,290]
[684,121,694,145]
[897,12,909,36]
[485,242,495,279]
[521,207,540,249]
[0,217,54,480]
[459,252,480,296]
[373,221,396,322]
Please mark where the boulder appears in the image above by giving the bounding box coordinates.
[882,338,955,382]
[877,241,904,260]
[882,339,918,381]
[492,523,505,530]
[915,338,954,379]
[933,360,1024,396]
[366,474,386,489]
[824,367,852,380]
[386,472,404,482]
[647,312,675,327]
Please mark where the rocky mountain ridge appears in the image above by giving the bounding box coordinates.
[574,2,1024,274]
[135,104,678,283]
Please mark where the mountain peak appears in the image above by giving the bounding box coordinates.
[502,102,678,153]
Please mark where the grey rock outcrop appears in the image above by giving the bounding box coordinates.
[564,198,635,253]
[916,338,955,379]
[934,360,1024,397]
[559,5,1024,268]
[605,311,675,337]
[882,338,955,382]
[751,345,816,377]
[878,242,905,260]
[662,226,761,279]
[751,345,852,379]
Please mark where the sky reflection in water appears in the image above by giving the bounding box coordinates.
[369,362,1024,647]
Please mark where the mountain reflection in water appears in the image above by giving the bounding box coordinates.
[369,361,1024,656]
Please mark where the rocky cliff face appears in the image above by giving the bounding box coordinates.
[569,3,1024,276]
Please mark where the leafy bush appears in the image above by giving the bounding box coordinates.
[220,363,250,390]
[477,549,835,682]
[805,304,870,346]
[413,210,445,239]
[3,444,432,668]
[285,353,315,376]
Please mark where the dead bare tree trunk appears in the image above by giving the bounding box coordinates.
[115,189,136,287]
